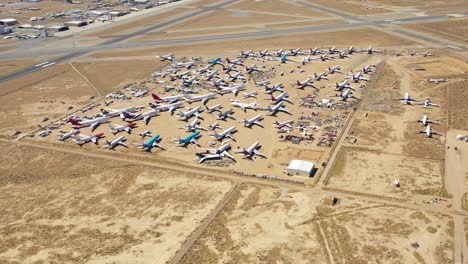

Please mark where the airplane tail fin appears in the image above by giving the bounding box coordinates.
[152,93,162,100]
[100,109,109,115]
[69,118,81,126]
[296,80,301,86]
[271,95,276,101]
[95,133,104,138]
[226,58,231,64]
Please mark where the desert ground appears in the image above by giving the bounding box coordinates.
[0,0,467,262]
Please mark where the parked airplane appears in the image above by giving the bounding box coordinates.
[172,61,195,69]
[223,63,237,73]
[239,50,254,58]
[264,83,284,94]
[208,57,222,64]
[196,144,235,163]
[152,101,184,113]
[217,109,236,121]
[296,78,316,89]
[177,106,203,120]
[243,91,258,98]
[310,47,323,55]
[228,71,247,82]
[231,99,258,112]
[423,51,433,57]
[338,51,348,59]
[205,70,219,80]
[139,130,152,138]
[241,114,264,128]
[289,48,303,56]
[416,125,443,138]
[350,71,369,82]
[259,49,271,57]
[105,135,128,149]
[69,116,109,131]
[185,93,216,104]
[217,84,245,96]
[320,54,332,61]
[175,131,201,147]
[73,133,104,145]
[109,123,137,134]
[255,80,270,86]
[328,46,339,54]
[327,65,342,74]
[210,78,227,87]
[58,129,80,141]
[347,46,358,54]
[335,79,353,91]
[180,118,206,132]
[418,99,440,108]
[399,92,420,105]
[270,92,292,104]
[417,115,439,126]
[136,134,164,151]
[205,103,223,113]
[362,65,373,73]
[365,45,379,54]
[152,93,185,103]
[273,120,294,128]
[314,71,328,81]
[236,141,266,159]
[101,106,143,118]
[226,57,244,65]
[197,64,212,74]
[182,76,201,86]
[268,102,291,115]
[207,122,221,130]
[212,126,237,141]
[336,89,359,101]
[245,64,260,74]
[123,109,159,125]
[157,54,174,61]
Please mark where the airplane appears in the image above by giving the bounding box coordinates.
[399,93,420,105]
[210,78,227,87]
[211,126,237,141]
[347,46,358,54]
[177,106,203,120]
[243,91,258,98]
[335,79,353,91]
[226,57,244,65]
[217,108,236,121]
[245,64,260,74]
[223,63,238,73]
[108,123,138,134]
[296,78,316,89]
[175,131,201,147]
[152,101,184,114]
[255,80,270,86]
[280,54,288,63]
[152,93,185,103]
[417,115,440,126]
[207,122,221,130]
[240,114,264,128]
[101,106,143,118]
[236,141,266,159]
[338,51,349,59]
[139,130,152,138]
[314,71,328,81]
[416,125,443,138]
[264,83,284,94]
[320,54,332,61]
[170,70,191,80]
[69,116,109,131]
[218,84,245,96]
[423,51,433,57]
[172,61,195,69]
[273,119,294,128]
[196,144,235,163]
[105,135,128,149]
[268,102,291,116]
[270,92,292,104]
[136,134,164,151]
[259,49,271,57]
[230,99,258,112]
[73,133,104,145]
[205,70,219,80]
[182,76,201,86]
[205,103,223,113]
[349,71,369,82]
[301,55,313,65]
[179,118,206,132]
[157,54,174,61]
[328,46,339,54]
[239,50,254,58]
[58,129,80,141]
[418,99,440,108]
[197,65,212,74]
[336,89,359,101]
[327,65,342,74]
[228,71,247,82]
[123,109,159,125]
[365,45,379,54]
[289,48,303,56]
[310,47,323,55]
[197,144,233,155]
[362,65,373,74]
[276,48,286,57]
[185,92,217,104]
[208,57,222,64]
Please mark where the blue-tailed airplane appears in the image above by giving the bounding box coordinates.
[209,58,222,64]
[175,131,201,147]
[135,134,164,152]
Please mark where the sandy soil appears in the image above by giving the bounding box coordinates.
[181,183,454,263]
[0,57,48,76]
[227,0,332,17]
[367,0,468,9]
[400,18,468,45]
[0,140,233,263]
[304,0,392,15]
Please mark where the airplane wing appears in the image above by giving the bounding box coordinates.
[433,131,444,136]
[118,142,129,148]
[253,149,266,159]
[253,121,263,128]
[144,116,151,125]
[222,151,236,162]
[280,108,292,115]
[90,137,98,144]
[190,138,201,147]
[90,122,100,132]
[152,142,165,150]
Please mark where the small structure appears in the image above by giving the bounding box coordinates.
[324,194,336,206]
[286,159,315,177]
[47,25,69,32]
[0,18,18,26]
[64,20,87,27]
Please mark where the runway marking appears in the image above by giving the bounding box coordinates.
[35,61,50,67]
[41,62,56,68]
[447,45,462,50]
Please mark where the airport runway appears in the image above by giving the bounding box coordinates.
[0,1,466,83]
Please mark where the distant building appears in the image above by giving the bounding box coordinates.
[64,20,87,27]
[0,18,18,26]
[286,160,315,178]
[47,25,69,32]
[0,25,13,35]
[324,195,337,206]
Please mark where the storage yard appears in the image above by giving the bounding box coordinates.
[0,0,467,262]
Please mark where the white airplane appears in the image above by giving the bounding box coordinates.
[296,78,316,89]
[197,143,235,159]
[217,109,236,121]
[276,48,286,56]
[125,109,159,125]
[69,116,109,131]
[241,114,263,128]
[268,102,291,116]
[418,99,440,108]
[336,89,359,101]
[223,63,237,73]
[328,46,339,54]
[399,92,420,105]
[236,141,266,159]
[73,133,105,145]
[210,78,227,87]
[152,101,184,113]
[108,122,138,134]
[185,92,216,104]
[178,106,203,120]
[157,54,174,61]
[362,65,373,73]
[301,55,312,65]
[171,70,191,80]
[205,70,219,80]
[197,65,212,74]
[270,92,292,104]
[212,126,237,141]
[105,135,128,149]
[101,106,143,118]
[416,125,443,138]
[320,54,333,61]
[245,64,260,74]
[310,47,323,55]
[259,49,271,57]
[273,119,294,128]
[239,50,254,58]
[366,45,379,54]
[289,48,303,56]
[230,99,258,112]
[338,51,349,59]
[58,129,80,141]
[335,79,353,91]
[314,71,328,81]
[228,71,247,82]
[226,57,244,65]
[172,61,195,69]
[417,115,439,126]
[152,93,185,103]
[179,118,206,132]
[205,103,223,113]
[207,122,221,130]
[182,76,201,86]
[327,65,342,74]
[264,83,284,94]
[347,46,358,54]
[255,79,270,86]
[243,91,258,98]
[350,71,369,82]
[423,51,433,57]
[139,130,152,138]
